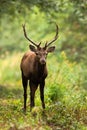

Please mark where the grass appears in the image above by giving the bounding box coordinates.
[0,51,87,130]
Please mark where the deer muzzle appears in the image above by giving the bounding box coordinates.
[40,58,46,65]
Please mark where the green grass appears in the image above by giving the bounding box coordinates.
[0,52,87,130]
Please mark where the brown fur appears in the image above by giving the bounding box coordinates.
[20,50,48,111]
[21,51,48,82]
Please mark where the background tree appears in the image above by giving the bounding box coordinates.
[0,0,87,62]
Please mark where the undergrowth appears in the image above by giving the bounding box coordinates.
[0,52,87,130]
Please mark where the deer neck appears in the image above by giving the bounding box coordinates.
[35,57,46,76]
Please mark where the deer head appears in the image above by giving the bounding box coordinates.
[22,24,58,65]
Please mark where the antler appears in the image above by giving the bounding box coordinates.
[22,24,41,47]
[45,24,59,48]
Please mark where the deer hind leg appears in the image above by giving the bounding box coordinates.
[29,81,38,111]
[22,72,28,112]
[40,80,45,109]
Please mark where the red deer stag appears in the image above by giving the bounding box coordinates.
[20,24,58,111]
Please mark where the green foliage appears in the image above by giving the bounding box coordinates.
[0,0,87,63]
[0,52,87,129]
[47,83,63,102]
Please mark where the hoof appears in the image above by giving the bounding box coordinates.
[22,107,26,113]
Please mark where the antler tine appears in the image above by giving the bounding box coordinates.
[46,24,59,47]
[38,42,41,47]
[44,41,48,49]
[22,24,38,47]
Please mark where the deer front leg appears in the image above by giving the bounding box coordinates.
[29,81,38,111]
[22,72,28,112]
[40,80,45,109]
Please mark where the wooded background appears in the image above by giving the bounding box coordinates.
[0,0,87,130]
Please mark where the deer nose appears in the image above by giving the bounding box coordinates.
[40,59,46,65]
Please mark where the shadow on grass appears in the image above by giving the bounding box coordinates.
[0,84,23,99]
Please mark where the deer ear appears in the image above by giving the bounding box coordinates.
[29,45,36,52]
[47,46,55,53]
